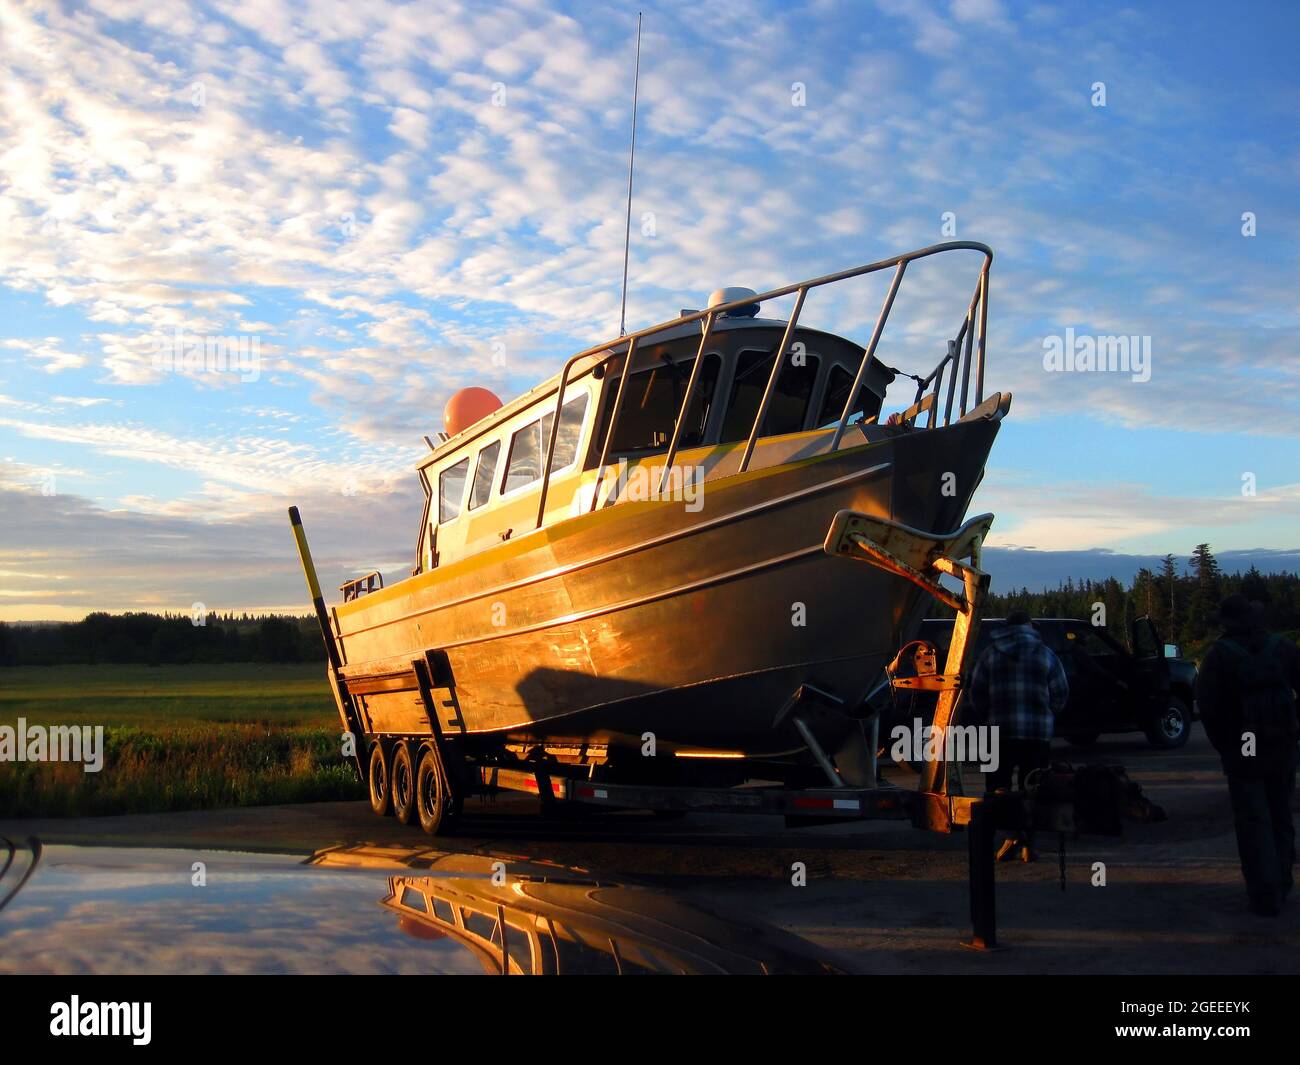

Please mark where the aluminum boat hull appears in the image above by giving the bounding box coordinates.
[333,416,1000,758]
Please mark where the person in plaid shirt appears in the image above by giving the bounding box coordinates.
[965,610,1069,861]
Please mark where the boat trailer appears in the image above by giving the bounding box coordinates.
[490,507,1049,948]
[292,506,1115,950]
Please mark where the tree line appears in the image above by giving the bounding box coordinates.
[1,545,1296,667]
[0,612,327,666]
[980,545,1300,660]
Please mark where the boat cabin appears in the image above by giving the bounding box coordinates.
[414,311,896,574]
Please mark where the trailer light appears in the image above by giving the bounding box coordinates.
[673,750,746,759]
[792,797,861,811]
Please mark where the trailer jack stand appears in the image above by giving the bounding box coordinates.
[963,795,1014,950]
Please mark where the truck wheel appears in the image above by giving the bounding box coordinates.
[416,746,453,836]
[367,743,391,817]
[391,742,417,825]
[1146,696,1191,749]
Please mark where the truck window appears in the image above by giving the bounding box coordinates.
[469,440,500,510]
[721,349,819,441]
[1067,629,1118,657]
[597,354,720,454]
[1132,618,1161,658]
[439,457,470,523]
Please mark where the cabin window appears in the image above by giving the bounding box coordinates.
[505,923,534,974]
[816,365,879,428]
[720,349,820,442]
[438,457,470,523]
[399,886,428,913]
[597,353,721,454]
[545,393,589,472]
[460,907,499,942]
[548,920,621,975]
[502,393,589,493]
[469,440,500,510]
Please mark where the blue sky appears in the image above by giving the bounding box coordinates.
[1,0,1297,619]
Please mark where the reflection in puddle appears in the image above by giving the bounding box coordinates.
[318,843,847,974]
[0,838,849,975]
[383,872,844,975]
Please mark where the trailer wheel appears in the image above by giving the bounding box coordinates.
[391,742,417,825]
[416,746,454,836]
[367,743,391,817]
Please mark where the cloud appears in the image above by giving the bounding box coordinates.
[51,395,112,407]
[0,413,417,519]
[977,476,1300,553]
[3,338,88,373]
[0,471,421,620]
[0,0,1296,621]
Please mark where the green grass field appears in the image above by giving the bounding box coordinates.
[0,664,365,818]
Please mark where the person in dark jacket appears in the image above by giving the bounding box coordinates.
[1196,594,1300,916]
[965,611,1069,861]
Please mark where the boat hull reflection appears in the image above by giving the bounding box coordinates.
[382,870,849,974]
[0,839,851,975]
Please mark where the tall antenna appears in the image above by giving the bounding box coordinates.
[618,12,642,337]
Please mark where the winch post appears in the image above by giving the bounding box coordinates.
[289,506,366,776]
[824,510,992,805]
[919,550,990,796]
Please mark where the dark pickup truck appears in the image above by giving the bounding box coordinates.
[883,616,1198,749]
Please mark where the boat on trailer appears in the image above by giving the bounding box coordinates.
[291,240,1011,833]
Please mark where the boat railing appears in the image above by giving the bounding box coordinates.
[340,570,384,603]
[536,240,993,529]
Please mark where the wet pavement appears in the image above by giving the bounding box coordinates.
[3,725,1297,974]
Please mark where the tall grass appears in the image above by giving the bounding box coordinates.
[0,664,364,817]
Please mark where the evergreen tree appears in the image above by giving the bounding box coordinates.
[1185,544,1221,642]
[1160,553,1179,635]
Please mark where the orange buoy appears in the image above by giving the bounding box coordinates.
[443,386,503,437]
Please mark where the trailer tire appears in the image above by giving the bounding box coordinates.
[367,743,391,817]
[391,742,417,825]
[416,746,452,836]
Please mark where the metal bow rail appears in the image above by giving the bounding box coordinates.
[534,240,993,529]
